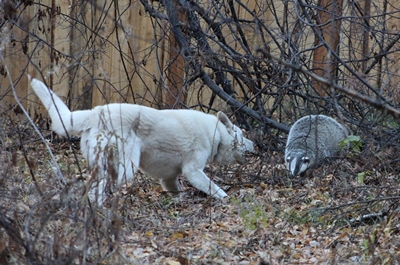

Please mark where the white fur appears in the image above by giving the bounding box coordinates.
[29,76,254,204]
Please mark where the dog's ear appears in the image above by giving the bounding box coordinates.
[217,111,233,129]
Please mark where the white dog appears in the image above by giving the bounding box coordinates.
[29,76,254,204]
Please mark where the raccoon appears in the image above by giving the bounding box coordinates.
[285,115,348,177]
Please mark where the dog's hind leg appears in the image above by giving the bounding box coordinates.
[159,178,182,193]
[117,136,141,185]
[182,168,228,200]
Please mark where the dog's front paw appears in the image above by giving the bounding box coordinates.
[213,188,228,200]
[221,195,231,204]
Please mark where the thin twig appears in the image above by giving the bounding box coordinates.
[0,53,67,187]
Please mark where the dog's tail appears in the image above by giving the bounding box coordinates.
[29,75,93,137]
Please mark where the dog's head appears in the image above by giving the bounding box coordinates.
[214,111,254,165]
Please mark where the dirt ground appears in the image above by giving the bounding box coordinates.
[1,120,400,265]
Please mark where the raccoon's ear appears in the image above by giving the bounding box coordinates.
[217,111,233,129]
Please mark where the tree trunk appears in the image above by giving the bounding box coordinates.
[165,0,186,109]
[312,0,343,96]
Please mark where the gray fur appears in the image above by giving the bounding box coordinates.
[285,115,348,177]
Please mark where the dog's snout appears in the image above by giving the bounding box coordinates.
[245,139,254,153]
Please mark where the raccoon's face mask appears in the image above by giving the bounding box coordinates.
[285,152,313,177]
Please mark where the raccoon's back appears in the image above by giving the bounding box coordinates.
[286,115,347,159]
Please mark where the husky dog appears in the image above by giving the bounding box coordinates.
[285,115,347,177]
[29,76,254,204]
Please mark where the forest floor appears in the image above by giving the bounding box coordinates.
[1,120,400,265]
